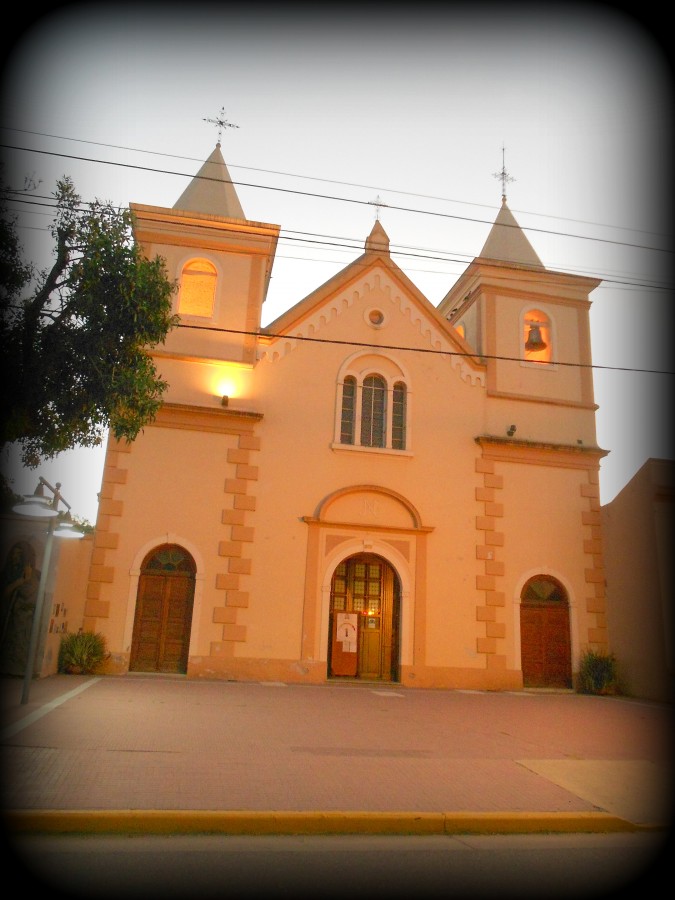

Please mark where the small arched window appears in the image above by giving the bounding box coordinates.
[523,309,552,364]
[522,576,567,605]
[143,544,196,575]
[178,258,217,318]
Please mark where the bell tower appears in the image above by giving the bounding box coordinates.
[130,140,280,409]
[437,155,602,449]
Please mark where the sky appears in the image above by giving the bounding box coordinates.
[1,3,672,523]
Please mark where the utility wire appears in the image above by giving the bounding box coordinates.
[4,190,669,293]
[176,324,674,376]
[3,139,671,376]
[2,143,671,257]
[3,126,667,240]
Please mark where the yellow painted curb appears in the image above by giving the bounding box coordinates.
[4,810,444,836]
[3,809,649,836]
[442,812,640,834]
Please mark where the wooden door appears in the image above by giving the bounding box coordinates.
[130,545,195,674]
[328,554,399,681]
[520,577,572,688]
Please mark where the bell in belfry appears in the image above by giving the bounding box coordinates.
[525,323,547,351]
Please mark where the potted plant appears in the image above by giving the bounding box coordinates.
[576,649,619,695]
[58,631,108,675]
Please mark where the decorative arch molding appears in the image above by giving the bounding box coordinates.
[122,533,206,659]
[310,484,428,532]
[301,485,433,671]
[336,348,412,386]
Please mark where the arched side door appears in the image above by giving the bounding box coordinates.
[129,544,196,674]
[328,553,400,682]
[520,576,572,688]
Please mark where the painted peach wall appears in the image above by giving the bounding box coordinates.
[0,516,93,677]
[43,535,94,675]
[81,253,605,691]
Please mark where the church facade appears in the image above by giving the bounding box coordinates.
[80,145,608,690]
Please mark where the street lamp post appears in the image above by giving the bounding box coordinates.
[12,477,84,704]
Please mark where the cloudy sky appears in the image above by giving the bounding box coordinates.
[2,3,672,522]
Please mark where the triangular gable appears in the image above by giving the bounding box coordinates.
[260,226,484,380]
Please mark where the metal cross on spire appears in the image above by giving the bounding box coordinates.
[492,143,515,201]
[370,194,386,221]
[203,107,239,145]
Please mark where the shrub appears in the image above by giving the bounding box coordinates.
[58,631,108,675]
[577,649,619,695]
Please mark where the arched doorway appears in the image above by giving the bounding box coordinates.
[328,553,400,681]
[520,576,572,688]
[129,544,196,674]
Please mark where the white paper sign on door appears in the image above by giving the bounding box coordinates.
[336,612,357,654]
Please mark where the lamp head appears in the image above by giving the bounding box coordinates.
[13,481,59,518]
[54,512,85,539]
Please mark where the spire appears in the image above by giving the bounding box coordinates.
[173,144,245,219]
[365,219,390,254]
[480,145,542,266]
[478,199,544,268]
[364,193,390,253]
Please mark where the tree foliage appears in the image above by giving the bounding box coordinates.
[1,175,178,466]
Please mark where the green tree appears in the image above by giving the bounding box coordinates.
[1,175,178,467]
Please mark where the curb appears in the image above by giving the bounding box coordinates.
[5,810,661,836]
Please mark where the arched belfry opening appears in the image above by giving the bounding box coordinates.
[328,553,401,682]
[129,544,196,674]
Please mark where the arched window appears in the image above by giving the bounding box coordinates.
[523,309,552,364]
[178,258,217,318]
[142,544,196,574]
[522,576,567,605]
[338,370,408,451]
[361,375,387,447]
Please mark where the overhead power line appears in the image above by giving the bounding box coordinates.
[176,324,674,376]
[4,190,670,294]
[3,126,667,240]
[1,142,671,258]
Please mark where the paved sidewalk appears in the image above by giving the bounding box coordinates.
[1,673,672,835]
